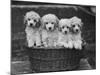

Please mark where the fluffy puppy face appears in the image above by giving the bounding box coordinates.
[41,14,59,31]
[70,16,83,34]
[24,11,40,28]
[59,19,71,34]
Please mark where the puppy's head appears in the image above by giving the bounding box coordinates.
[70,16,83,34]
[59,19,71,34]
[24,11,41,28]
[41,14,59,31]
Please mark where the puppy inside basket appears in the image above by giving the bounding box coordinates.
[24,11,85,49]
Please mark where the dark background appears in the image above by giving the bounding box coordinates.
[11,1,96,74]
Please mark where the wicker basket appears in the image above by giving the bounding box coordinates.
[26,47,83,72]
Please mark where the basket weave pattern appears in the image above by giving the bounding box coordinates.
[26,47,83,72]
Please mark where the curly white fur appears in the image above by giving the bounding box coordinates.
[24,11,41,47]
[41,14,59,48]
[58,19,73,48]
[70,16,83,50]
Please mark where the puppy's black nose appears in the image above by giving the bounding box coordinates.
[30,23,33,26]
[49,27,51,30]
[76,29,79,32]
[65,31,67,34]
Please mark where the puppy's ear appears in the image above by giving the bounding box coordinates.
[59,27,62,32]
[36,19,41,28]
[70,25,74,33]
[40,18,45,29]
[80,22,83,31]
[23,15,27,25]
[58,26,62,32]
[55,17,59,28]
[23,13,27,25]
[78,18,83,26]
[69,26,72,32]
[56,17,59,25]
[40,18,43,28]
[79,18,83,27]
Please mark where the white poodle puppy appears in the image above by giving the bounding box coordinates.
[57,19,73,48]
[24,11,41,48]
[70,16,83,50]
[41,14,59,48]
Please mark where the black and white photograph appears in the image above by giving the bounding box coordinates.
[11,0,96,74]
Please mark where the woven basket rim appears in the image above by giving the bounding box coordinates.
[25,46,83,50]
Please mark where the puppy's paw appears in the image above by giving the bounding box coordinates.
[64,43,69,48]
[74,43,82,50]
[78,45,82,50]
[68,42,73,49]
[28,42,35,48]
[75,46,82,50]
[36,43,42,47]
[43,42,48,47]
[44,44,48,47]
[68,45,73,49]
[57,42,64,47]
[53,42,57,47]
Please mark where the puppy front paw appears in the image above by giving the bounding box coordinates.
[36,43,41,47]
[43,42,48,47]
[63,43,69,48]
[57,42,64,47]
[28,42,35,48]
[68,42,73,49]
[74,44,82,50]
[78,45,82,50]
[53,42,57,47]
[44,44,48,47]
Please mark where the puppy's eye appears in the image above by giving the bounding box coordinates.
[62,26,64,29]
[73,25,75,27]
[28,18,30,21]
[67,26,69,28]
[45,22,48,24]
[34,19,37,22]
[51,22,54,24]
[78,24,80,27]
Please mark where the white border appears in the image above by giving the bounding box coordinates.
[0,0,10,75]
[0,0,97,75]
[18,0,96,6]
